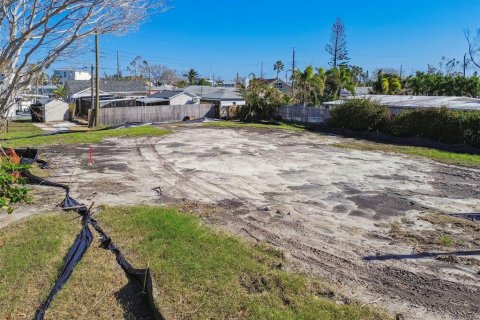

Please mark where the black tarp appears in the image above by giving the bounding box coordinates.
[35,220,93,320]
[17,151,162,319]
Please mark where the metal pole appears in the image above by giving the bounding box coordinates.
[116,50,120,79]
[291,48,296,97]
[95,30,100,127]
[88,64,94,127]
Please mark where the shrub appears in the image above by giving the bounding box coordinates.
[0,163,30,214]
[391,107,480,147]
[329,98,391,132]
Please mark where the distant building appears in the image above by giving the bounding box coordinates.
[65,79,148,117]
[184,86,245,107]
[65,79,148,101]
[137,90,200,106]
[256,78,292,95]
[217,81,236,88]
[323,95,480,114]
[34,85,58,97]
[52,69,91,85]
[340,87,372,97]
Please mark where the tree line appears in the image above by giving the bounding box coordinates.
[373,71,480,97]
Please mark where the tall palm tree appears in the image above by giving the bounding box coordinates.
[274,61,285,79]
[294,66,326,106]
[325,67,355,98]
[186,68,199,85]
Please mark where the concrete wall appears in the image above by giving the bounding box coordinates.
[99,104,215,125]
[278,105,330,124]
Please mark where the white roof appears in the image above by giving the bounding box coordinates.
[324,95,480,111]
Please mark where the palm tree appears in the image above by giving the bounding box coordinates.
[294,66,326,106]
[185,68,199,85]
[53,85,68,100]
[325,67,355,99]
[274,61,285,79]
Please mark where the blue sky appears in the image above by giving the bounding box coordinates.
[56,0,480,81]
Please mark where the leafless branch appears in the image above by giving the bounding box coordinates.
[0,0,168,126]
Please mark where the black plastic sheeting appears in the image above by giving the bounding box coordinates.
[90,218,164,320]
[35,219,93,320]
[16,149,162,320]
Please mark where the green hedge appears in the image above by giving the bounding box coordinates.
[329,98,391,132]
[329,99,480,148]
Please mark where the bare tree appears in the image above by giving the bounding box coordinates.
[465,28,480,70]
[0,0,166,128]
[149,65,179,85]
[325,17,350,67]
[128,55,155,80]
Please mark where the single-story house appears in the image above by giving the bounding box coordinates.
[137,90,200,106]
[256,78,292,95]
[65,79,148,101]
[65,79,148,117]
[184,86,245,107]
[323,95,480,115]
[30,99,70,122]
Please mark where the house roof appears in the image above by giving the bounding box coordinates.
[137,97,169,104]
[65,80,147,95]
[323,95,480,111]
[184,86,244,101]
[256,78,291,87]
[256,78,278,85]
[202,89,243,100]
[149,90,197,100]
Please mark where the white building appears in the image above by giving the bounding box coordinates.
[323,95,480,114]
[31,99,70,122]
[138,90,200,106]
[53,69,91,85]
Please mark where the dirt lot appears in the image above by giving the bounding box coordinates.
[3,125,480,319]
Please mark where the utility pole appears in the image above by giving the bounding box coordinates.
[464,53,467,77]
[236,72,239,87]
[116,50,120,79]
[291,48,296,97]
[88,64,94,128]
[95,30,100,127]
[400,65,403,79]
[260,61,264,79]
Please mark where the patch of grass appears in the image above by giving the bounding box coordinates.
[203,120,310,132]
[439,235,454,247]
[95,206,387,320]
[1,120,43,139]
[0,213,79,319]
[333,141,480,168]
[0,207,389,319]
[421,213,480,232]
[47,226,129,319]
[0,122,171,148]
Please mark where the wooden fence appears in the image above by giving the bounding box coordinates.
[278,105,330,124]
[99,104,216,126]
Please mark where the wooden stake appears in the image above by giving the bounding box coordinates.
[142,262,150,294]
[0,144,12,164]
[68,168,75,185]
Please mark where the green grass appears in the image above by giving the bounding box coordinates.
[0,207,388,319]
[333,141,480,168]
[0,213,79,319]
[96,206,387,320]
[0,122,172,148]
[203,120,310,132]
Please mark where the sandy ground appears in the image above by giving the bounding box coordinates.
[2,125,480,319]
